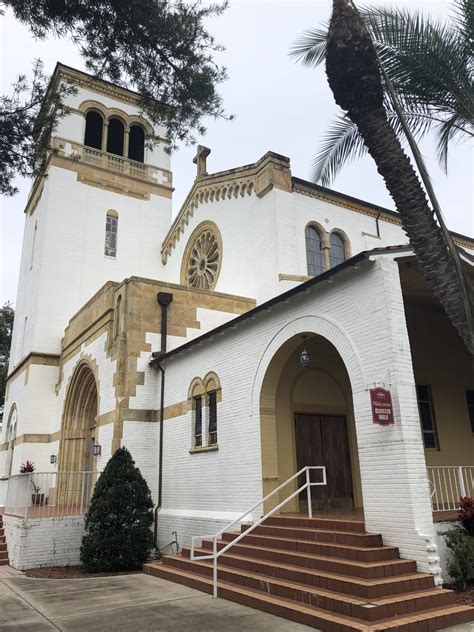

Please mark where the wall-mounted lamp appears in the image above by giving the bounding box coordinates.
[299,337,311,370]
[93,443,102,457]
[50,454,57,465]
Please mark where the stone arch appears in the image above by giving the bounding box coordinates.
[4,404,18,476]
[251,314,366,420]
[58,361,99,474]
[252,315,365,513]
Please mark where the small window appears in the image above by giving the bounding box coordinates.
[106,117,125,156]
[128,125,145,163]
[305,225,324,276]
[105,212,118,258]
[329,232,346,268]
[194,396,203,447]
[466,390,474,433]
[208,391,217,445]
[416,384,439,449]
[30,220,37,270]
[84,111,103,150]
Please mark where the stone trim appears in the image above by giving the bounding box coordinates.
[189,445,219,454]
[6,353,60,384]
[161,152,292,263]
[278,273,313,283]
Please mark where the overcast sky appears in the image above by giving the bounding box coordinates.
[1,0,472,306]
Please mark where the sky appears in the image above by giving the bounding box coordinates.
[1,0,472,306]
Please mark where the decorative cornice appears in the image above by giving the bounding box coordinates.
[161,152,291,263]
[293,179,473,250]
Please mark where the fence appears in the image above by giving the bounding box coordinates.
[428,466,474,512]
[3,466,158,518]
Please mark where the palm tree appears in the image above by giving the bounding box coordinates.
[291,0,473,185]
[322,0,473,353]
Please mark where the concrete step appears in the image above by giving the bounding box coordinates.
[221,531,399,563]
[244,523,383,548]
[163,552,435,600]
[196,540,412,579]
[145,563,474,631]
[263,515,367,534]
[146,559,456,621]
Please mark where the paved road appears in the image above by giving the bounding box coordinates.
[0,574,312,631]
[0,573,472,631]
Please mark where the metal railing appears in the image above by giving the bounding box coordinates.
[4,471,101,518]
[428,466,474,512]
[190,466,327,598]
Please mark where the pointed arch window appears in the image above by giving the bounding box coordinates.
[305,225,324,276]
[128,124,145,163]
[105,210,118,258]
[106,117,125,156]
[329,232,347,268]
[84,111,104,150]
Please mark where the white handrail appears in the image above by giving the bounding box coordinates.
[190,465,326,598]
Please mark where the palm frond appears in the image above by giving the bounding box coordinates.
[313,104,440,185]
[434,114,465,172]
[289,26,328,67]
[311,115,368,185]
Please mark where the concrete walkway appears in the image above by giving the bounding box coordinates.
[0,573,312,631]
[0,573,472,631]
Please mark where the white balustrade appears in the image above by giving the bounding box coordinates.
[428,466,474,512]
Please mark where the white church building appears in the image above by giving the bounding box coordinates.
[1,64,474,629]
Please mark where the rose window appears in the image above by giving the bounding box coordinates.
[187,229,220,290]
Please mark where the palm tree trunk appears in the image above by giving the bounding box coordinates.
[326,0,473,354]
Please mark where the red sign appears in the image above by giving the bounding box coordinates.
[370,388,395,425]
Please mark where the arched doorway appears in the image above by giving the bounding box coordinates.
[58,363,98,504]
[259,333,362,513]
[4,405,18,477]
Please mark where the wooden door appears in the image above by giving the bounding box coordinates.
[294,413,353,509]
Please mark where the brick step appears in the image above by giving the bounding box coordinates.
[245,524,383,548]
[148,558,455,621]
[0,543,7,552]
[221,531,399,562]
[262,515,367,534]
[163,552,435,600]
[145,564,474,631]
[193,542,414,580]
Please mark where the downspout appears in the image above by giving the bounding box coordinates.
[375,209,381,238]
[153,291,173,552]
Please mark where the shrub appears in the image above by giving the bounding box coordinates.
[458,496,474,537]
[446,528,474,590]
[80,447,154,572]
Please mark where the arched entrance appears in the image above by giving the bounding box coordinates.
[58,362,98,476]
[4,405,18,477]
[259,333,362,513]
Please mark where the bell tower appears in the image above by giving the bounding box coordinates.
[8,63,173,368]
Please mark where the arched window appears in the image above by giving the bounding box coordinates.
[106,117,125,156]
[128,125,145,163]
[105,210,118,258]
[329,232,347,268]
[305,225,324,276]
[188,374,220,450]
[84,111,103,150]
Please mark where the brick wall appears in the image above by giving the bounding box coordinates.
[4,514,85,570]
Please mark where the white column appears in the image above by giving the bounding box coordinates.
[353,256,441,582]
